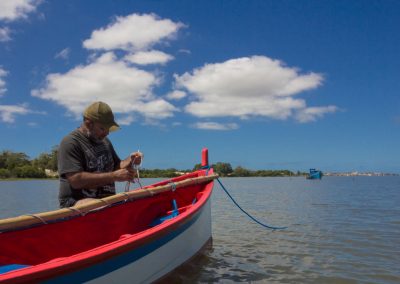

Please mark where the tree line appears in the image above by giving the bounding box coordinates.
[0,148,58,179]
[0,149,303,179]
[194,162,304,177]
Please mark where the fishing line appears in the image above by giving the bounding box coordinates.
[216,178,287,231]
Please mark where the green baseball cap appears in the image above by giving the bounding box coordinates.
[83,101,120,132]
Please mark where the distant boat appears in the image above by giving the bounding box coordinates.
[307,168,323,179]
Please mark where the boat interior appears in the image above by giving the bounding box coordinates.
[0,172,210,272]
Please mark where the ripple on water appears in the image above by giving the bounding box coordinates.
[1,177,400,283]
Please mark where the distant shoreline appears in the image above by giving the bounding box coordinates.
[0,177,58,181]
[1,174,399,182]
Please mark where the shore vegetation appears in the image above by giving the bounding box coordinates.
[0,148,304,179]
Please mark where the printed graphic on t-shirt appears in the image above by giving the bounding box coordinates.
[82,142,116,197]
[102,185,115,193]
[82,188,97,198]
[85,144,114,172]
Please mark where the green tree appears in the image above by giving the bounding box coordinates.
[193,163,202,171]
[140,168,181,178]
[48,146,58,171]
[212,162,233,176]
[0,150,30,171]
[14,165,46,178]
[0,168,11,178]
[32,146,58,171]
[32,153,51,170]
[232,166,252,177]
[0,152,6,169]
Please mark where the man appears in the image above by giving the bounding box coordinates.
[58,101,142,208]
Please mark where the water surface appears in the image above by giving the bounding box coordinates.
[1,177,399,283]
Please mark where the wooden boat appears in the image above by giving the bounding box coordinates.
[0,149,217,283]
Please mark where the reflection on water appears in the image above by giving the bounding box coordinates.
[1,177,399,283]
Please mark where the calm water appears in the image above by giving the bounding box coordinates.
[0,177,399,283]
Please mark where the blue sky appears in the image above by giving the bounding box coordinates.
[0,0,399,172]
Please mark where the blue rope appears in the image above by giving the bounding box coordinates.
[201,165,210,176]
[216,178,287,231]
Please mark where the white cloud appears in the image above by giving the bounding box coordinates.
[28,121,38,127]
[83,13,184,52]
[295,106,338,123]
[33,13,184,125]
[178,49,191,54]
[0,27,11,42]
[117,115,134,126]
[55,47,71,60]
[138,99,177,119]
[0,0,41,21]
[0,104,30,123]
[166,90,186,100]
[175,56,336,122]
[0,67,8,96]
[172,121,182,127]
[124,50,174,65]
[31,52,177,121]
[192,122,239,131]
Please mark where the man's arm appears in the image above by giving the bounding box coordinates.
[66,168,135,189]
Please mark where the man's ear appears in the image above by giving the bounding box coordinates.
[83,118,94,129]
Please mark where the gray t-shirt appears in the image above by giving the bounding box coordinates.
[58,129,121,208]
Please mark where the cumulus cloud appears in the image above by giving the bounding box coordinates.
[117,115,134,126]
[0,27,11,42]
[178,49,191,54]
[0,0,42,42]
[0,104,30,122]
[83,13,184,52]
[0,0,41,21]
[166,90,186,100]
[175,56,336,122]
[27,121,38,127]
[31,52,177,120]
[295,106,338,123]
[124,50,174,65]
[55,47,71,60]
[31,13,186,125]
[0,67,8,96]
[192,122,239,130]
[172,121,182,127]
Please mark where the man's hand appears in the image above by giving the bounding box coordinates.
[120,151,144,169]
[112,168,136,182]
[130,151,143,165]
[74,198,97,206]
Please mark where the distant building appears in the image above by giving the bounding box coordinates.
[45,169,58,177]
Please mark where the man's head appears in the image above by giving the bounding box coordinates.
[83,101,120,131]
[82,101,120,143]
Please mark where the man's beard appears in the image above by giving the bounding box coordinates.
[86,129,105,144]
